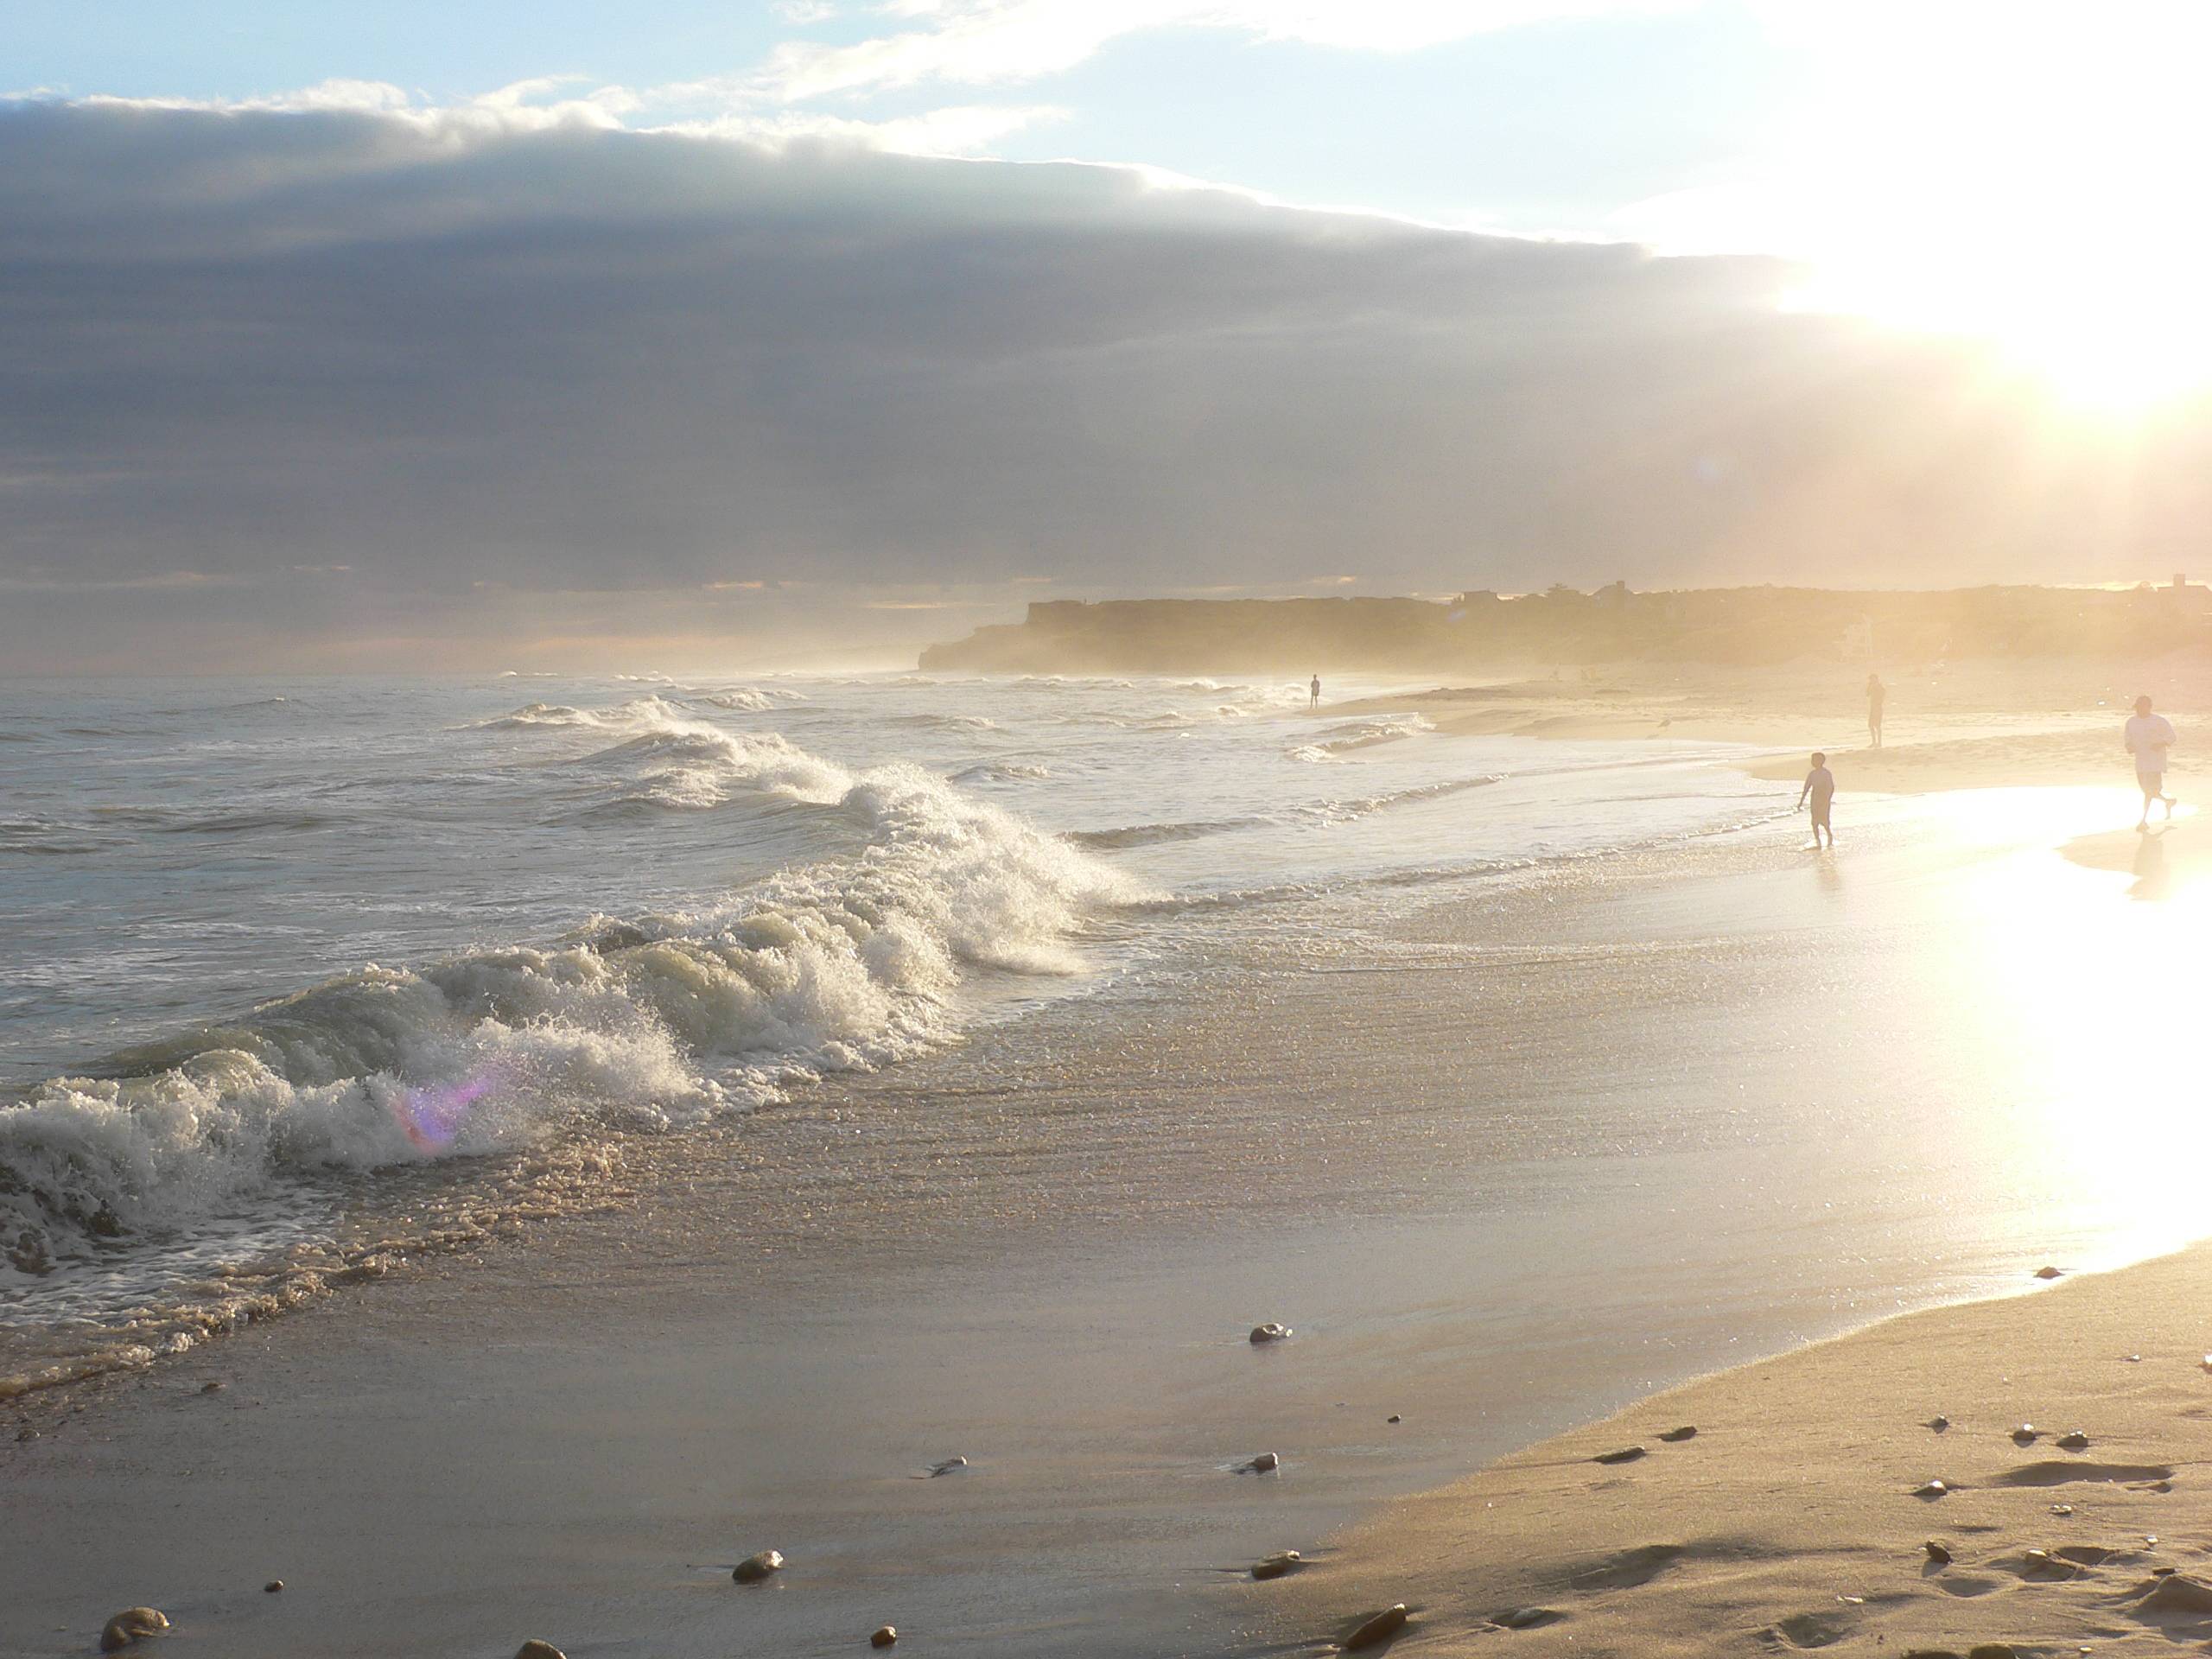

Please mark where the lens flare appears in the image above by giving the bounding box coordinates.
[391,1072,500,1152]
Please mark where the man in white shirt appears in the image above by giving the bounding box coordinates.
[2124,695,2177,830]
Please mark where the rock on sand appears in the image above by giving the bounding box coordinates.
[1592,1446,1646,1465]
[734,1549,786,1583]
[1250,1322,1294,1344]
[514,1644,565,1659]
[1343,1604,1409,1650]
[871,1626,899,1648]
[1252,1550,1305,1580]
[99,1609,168,1652]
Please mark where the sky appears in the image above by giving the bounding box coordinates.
[4,1,2212,671]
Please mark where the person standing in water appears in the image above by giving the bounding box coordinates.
[1866,673,1886,748]
[2124,695,2177,830]
[1796,752,1836,850]
[1309,673,1321,710]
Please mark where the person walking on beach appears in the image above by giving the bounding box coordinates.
[1796,752,1836,850]
[2124,695,2177,830]
[1309,673,1321,710]
[1866,673,1886,748]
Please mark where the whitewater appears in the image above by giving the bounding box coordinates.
[0,671,1777,1396]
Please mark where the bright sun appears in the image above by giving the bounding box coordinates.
[1643,2,2212,413]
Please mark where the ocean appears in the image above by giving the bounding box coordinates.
[0,671,1782,1399]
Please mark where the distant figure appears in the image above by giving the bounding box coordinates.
[1796,751,1836,850]
[1309,673,1321,711]
[2124,694,2177,830]
[1866,673,1886,748]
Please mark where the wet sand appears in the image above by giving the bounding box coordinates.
[7,786,2206,1658]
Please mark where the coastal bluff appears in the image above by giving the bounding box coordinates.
[919,583,2212,674]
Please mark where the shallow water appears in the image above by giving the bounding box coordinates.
[0,671,1777,1393]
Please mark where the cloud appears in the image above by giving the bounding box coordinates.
[754,0,1700,100]
[0,99,2203,672]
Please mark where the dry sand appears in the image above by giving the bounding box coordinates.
[1271,1242,2212,1658]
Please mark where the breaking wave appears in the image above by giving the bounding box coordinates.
[1285,712,1434,762]
[0,739,1139,1378]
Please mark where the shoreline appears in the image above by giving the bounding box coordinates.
[1270,1236,2212,1656]
[7,775,2205,1658]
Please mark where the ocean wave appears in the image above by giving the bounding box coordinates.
[1066,817,1260,849]
[953,761,1052,785]
[1285,712,1434,761]
[0,753,1137,1305]
[690,686,809,713]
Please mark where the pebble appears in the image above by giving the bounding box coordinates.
[1343,1604,1409,1651]
[2050,1504,2074,1516]
[2034,1266,2063,1280]
[13,1427,34,1442]
[99,1610,169,1652]
[734,1549,786,1584]
[927,1457,969,1477]
[514,1643,565,1659]
[1657,1426,1697,1443]
[1252,1550,1305,1580]
[2125,1354,2142,1363]
[1924,1541,1953,1564]
[2024,1549,2058,1572]
[1244,1452,1281,1473]
[2056,1431,2090,1449]
[1249,1323,1293,1344]
[199,1381,225,1395]
[2011,1424,2038,1444]
[1914,1478,1950,1497]
[871,1627,898,1649]
[1386,1414,1402,1425]
[1926,1416,1951,1432]
[264,1580,283,1593]
[1592,1446,1646,1465]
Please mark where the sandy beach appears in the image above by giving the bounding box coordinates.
[1274,1237,2212,1657]
[6,697,2207,1657]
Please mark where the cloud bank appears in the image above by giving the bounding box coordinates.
[1,99,2206,671]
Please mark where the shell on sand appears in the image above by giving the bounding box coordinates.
[1343,1604,1409,1651]
[734,1549,786,1583]
[871,1626,899,1648]
[1252,1550,1305,1580]
[515,1644,566,1659]
[1250,1323,1294,1344]
[99,1609,168,1652]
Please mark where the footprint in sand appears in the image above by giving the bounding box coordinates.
[1567,1543,1686,1592]
[1995,1460,2172,1488]
[1767,1609,1860,1649]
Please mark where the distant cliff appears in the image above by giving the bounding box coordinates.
[919,584,2212,673]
